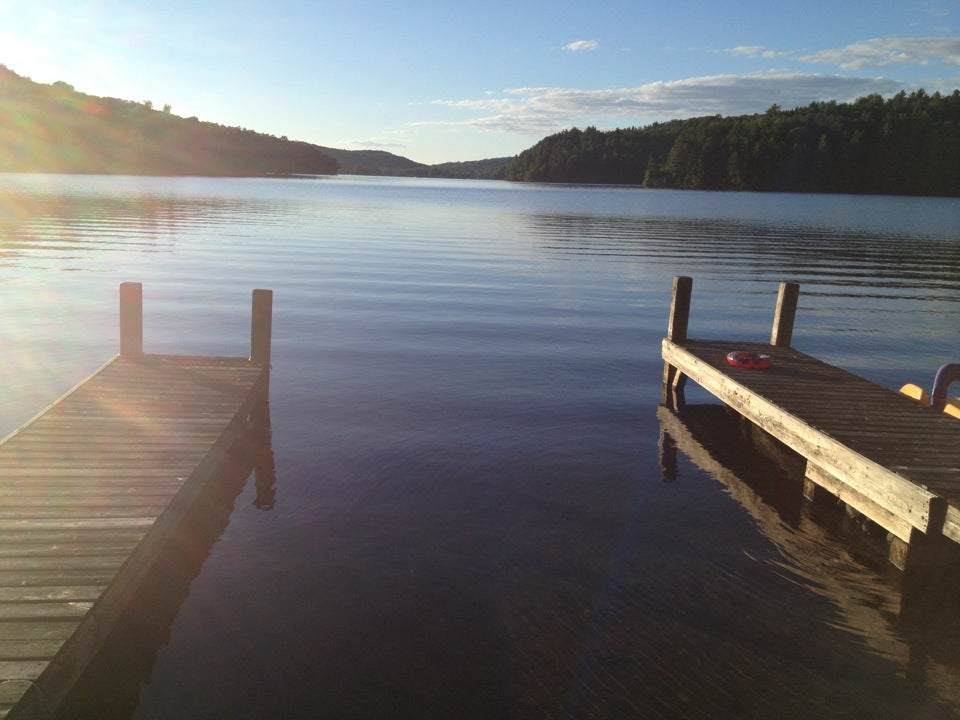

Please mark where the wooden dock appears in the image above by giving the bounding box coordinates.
[0,283,272,719]
[661,276,960,572]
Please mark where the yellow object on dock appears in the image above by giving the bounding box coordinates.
[899,383,960,419]
[945,400,960,420]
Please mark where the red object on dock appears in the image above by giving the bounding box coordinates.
[726,351,773,370]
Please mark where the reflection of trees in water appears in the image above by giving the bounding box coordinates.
[52,414,277,720]
[0,186,279,260]
[526,213,960,294]
[248,402,277,511]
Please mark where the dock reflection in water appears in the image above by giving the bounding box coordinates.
[53,406,277,720]
[657,403,960,707]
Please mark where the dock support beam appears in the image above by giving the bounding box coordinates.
[889,527,960,572]
[119,282,143,356]
[663,276,692,405]
[770,281,799,348]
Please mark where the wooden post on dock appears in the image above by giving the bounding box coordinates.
[663,276,692,404]
[119,282,143,356]
[770,281,799,348]
[250,289,273,366]
[250,289,273,407]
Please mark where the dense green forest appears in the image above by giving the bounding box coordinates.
[424,157,512,180]
[506,90,960,197]
[0,65,338,176]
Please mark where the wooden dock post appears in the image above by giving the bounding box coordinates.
[770,281,799,347]
[250,289,273,366]
[663,276,692,404]
[119,282,143,356]
[250,289,273,406]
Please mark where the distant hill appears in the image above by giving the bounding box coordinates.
[0,63,513,180]
[316,147,427,176]
[0,65,337,176]
[0,62,524,182]
[318,147,514,180]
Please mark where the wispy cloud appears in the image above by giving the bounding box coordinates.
[727,45,791,59]
[726,35,960,69]
[414,72,910,136]
[800,36,960,69]
[924,0,951,18]
[564,40,599,52]
[338,131,412,151]
[431,97,515,112]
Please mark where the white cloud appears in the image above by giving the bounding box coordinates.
[413,72,911,136]
[564,40,599,52]
[800,36,960,69]
[338,130,413,151]
[729,45,766,56]
[341,139,408,150]
[430,97,515,112]
[727,45,791,59]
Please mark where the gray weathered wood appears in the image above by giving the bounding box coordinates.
[119,282,143,356]
[661,338,954,541]
[666,276,692,343]
[663,276,692,400]
[805,463,914,542]
[250,289,273,366]
[944,506,960,545]
[770,281,799,347]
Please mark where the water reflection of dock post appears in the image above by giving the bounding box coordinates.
[249,288,277,510]
[656,403,960,685]
[250,401,277,510]
[658,423,679,483]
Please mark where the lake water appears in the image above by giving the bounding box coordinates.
[1,173,959,719]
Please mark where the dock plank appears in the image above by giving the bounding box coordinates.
[0,350,268,719]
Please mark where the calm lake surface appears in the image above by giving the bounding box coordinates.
[1,173,959,718]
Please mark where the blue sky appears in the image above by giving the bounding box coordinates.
[1,0,958,164]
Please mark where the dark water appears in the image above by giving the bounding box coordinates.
[1,174,959,718]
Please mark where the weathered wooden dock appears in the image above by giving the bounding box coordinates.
[0,283,272,719]
[661,276,960,572]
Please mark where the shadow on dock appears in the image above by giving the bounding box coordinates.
[51,404,276,720]
[658,402,960,692]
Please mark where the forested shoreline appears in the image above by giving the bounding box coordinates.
[506,90,960,197]
[0,65,338,176]
[2,62,958,196]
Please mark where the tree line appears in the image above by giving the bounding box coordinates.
[506,90,960,197]
[0,65,337,176]
[4,62,957,195]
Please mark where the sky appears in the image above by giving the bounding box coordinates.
[1,0,958,165]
